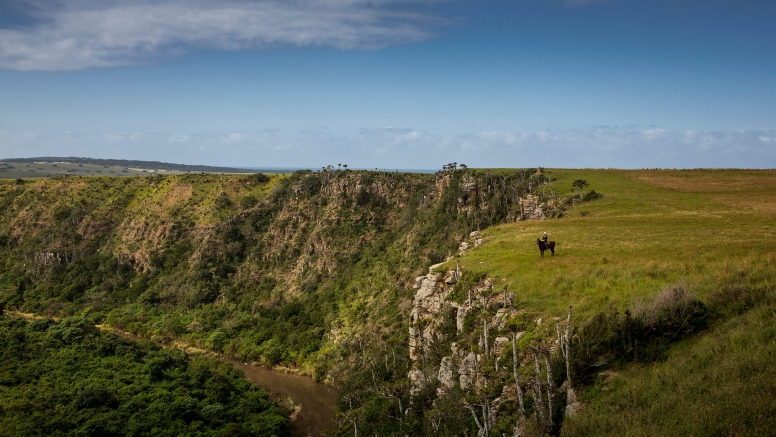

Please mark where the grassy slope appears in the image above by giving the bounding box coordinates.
[454,169,776,320]
[561,301,776,437]
[448,169,776,435]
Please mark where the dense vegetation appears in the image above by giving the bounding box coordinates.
[0,315,288,437]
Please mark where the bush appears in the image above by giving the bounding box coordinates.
[251,173,270,183]
[707,285,770,318]
[215,194,232,209]
[571,285,708,384]
[75,386,118,409]
[584,190,602,201]
[240,194,259,208]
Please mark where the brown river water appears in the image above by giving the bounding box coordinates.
[226,360,339,437]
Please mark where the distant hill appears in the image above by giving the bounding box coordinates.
[2,157,281,174]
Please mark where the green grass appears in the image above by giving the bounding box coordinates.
[560,301,776,437]
[453,169,776,321]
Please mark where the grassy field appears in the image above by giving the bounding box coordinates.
[451,169,776,321]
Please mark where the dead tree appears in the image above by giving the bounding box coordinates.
[557,306,580,417]
[483,319,490,360]
[464,398,499,437]
[556,307,573,387]
[338,396,362,437]
[530,347,556,435]
[512,333,526,437]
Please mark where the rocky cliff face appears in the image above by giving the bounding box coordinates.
[408,229,524,393]
[405,215,577,436]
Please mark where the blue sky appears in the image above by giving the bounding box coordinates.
[0,0,774,168]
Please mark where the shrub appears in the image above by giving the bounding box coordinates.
[583,190,602,201]
[215,194,232,209]
[240,194,258,208]
[75,386,118,409]
[571,285,708,385]
[707,285,770,318]
[251,173,270,183]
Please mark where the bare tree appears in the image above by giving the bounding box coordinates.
[484,319,490,361]
[464,398,499,437]
[530,346,556,435]
[512,333,526,437]
[556,307,573,387]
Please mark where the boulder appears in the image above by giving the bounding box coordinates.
[565,387,585,417]
[458,352,479,390]
[493,337,510,356]
[456,305,470,332]
[438,357,456,390]
[408,370,427,396]
[491,308,517,329]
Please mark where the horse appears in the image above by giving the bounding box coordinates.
[536,239,555,257]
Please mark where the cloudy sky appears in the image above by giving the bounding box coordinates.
[1,0,774,169]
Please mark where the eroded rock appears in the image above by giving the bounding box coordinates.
[438,357,456,391]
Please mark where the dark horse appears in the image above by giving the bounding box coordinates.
[536,239,555,257]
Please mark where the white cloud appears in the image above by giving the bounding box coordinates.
[2,126,775,169]
[0,0,447,71]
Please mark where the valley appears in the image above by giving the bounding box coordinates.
[1,167,774,436]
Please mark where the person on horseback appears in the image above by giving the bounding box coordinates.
[542,232,548,245]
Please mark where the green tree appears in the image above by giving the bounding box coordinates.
[572,179,589,200]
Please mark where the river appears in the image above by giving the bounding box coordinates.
[226,360,339,437]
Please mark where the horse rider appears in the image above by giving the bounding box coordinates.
[541,232,548,246]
